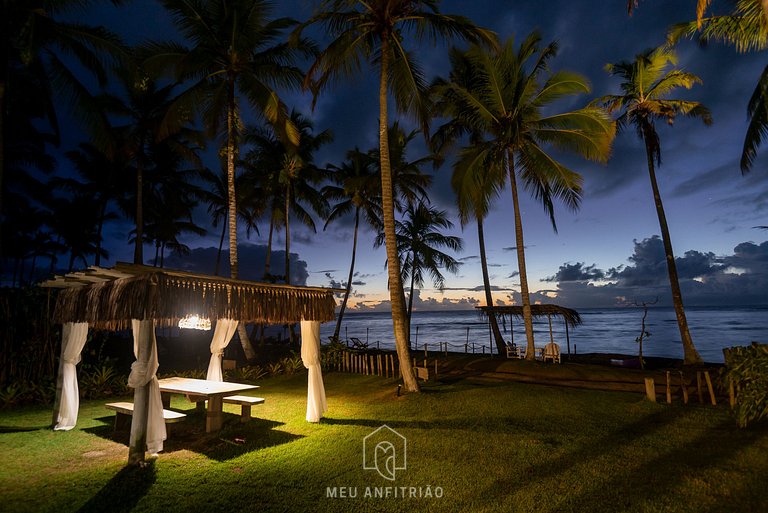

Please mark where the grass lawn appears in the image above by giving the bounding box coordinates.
[0,372,766,513]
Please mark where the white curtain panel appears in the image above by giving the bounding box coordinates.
[206,319,239,381]
[53,322,89,431]
[128,319,166,455]
[300,320,327,422]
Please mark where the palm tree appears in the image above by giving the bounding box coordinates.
[595,47,710,365]
[146,0,309,280]
[323,148,382,342]
[432,46,506,354]
[301,0,495,392]
[1,1,130,237]
[241,112,331,285]
[97,61,203,265]
[668,1,768,173]
[451,153,507,355]
[58,142,130,266]
[377,202,462,334]
[431,34,615,360]
[198,168,261,276]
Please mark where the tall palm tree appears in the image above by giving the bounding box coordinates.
[146,0,309,280]
[1,0,127,225]
[668,0,768,173]
[595,47,710,365]
[432,46,506,354]
[431,34,615,359]
[241,112,331,285]
[451,153,507,355]
[198,168,261,276]
[57,142,130,266]
[323,148,382,342]
[301,0,495,392]
[97,63,202,264]
[376,201,462,332]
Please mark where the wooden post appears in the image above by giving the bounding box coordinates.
[644,378,656,402]
[729,378,736,408]
[704,371,717,406]
[696,372,704,404]
[424,344,428,359]
[434,359,438,378]
[679,371,689,404]
[666,371,672,404]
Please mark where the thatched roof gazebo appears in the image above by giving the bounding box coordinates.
[43,263,338,464]
[476,304,582,356]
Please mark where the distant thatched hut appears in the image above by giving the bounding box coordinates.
[42,263,337,464]
[476,304,582,356]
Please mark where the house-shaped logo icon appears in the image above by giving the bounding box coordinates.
[362,425,407,481]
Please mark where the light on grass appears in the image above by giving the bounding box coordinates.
[178,315,211,331]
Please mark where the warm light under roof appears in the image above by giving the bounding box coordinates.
[178,315,211,331]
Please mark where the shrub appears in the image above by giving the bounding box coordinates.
[281,353,304,375]
[80,362,125,399]
[267,361,283,376]
[724,342,768,428]
[232,365,268,383]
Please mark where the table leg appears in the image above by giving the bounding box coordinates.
[161,392,171,409]
[206,395,223,432]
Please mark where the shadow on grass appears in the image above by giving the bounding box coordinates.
[463,407,768,511]
[559,419,768,512]
[76,461,156,513]
[84,412,303,462]
[0,425,48,433]
[321,415,552,435]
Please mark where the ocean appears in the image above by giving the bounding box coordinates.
[318,306,768,363]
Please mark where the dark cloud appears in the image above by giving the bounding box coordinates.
[459,255,480,262]
[544,262,605,283]
[545,237,768,308]
[162,243,309,285]
[502,245,534,252]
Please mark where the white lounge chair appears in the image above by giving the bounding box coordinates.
[543,342,561,364]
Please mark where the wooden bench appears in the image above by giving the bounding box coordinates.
[222,395,265,423]
[105,402,187,434]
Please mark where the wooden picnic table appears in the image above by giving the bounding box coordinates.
[158,377,259,433]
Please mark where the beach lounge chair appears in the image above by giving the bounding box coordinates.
[350,337,369,349]
[506,342,524,359]
[543,342,561,364]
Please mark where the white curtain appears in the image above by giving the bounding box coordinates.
[206,319,239,381]
[300,320,327,422]
[128,319,166,455]
[53,322,89,431]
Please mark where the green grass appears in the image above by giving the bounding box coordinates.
[0,373,766,513]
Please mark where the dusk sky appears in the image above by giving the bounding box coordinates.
[72,0,768,311]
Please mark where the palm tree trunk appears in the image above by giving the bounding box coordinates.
[478,217,506,355]
[333,207,360,341]
[285,184,297,345]
[133,152,144,265]
[643,137,703,365]
[507,151,536,359]
[226,77,238,279]
[285,186,291,285]
[154,242,160,267]
[379,39,419,392]
[407,264,416,349]
[215,221,226,276]
[95,199,107,267]
[226,76,256,361]
[264,217,274,279]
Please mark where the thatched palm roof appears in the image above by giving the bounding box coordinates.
[476,304,582,328]
[43,263,338,330]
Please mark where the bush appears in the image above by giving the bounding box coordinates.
[280,353,304,375]
[267,361,283,376]
[724,342,768,428]
[232,365,268,383]
[80,361,127,399]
